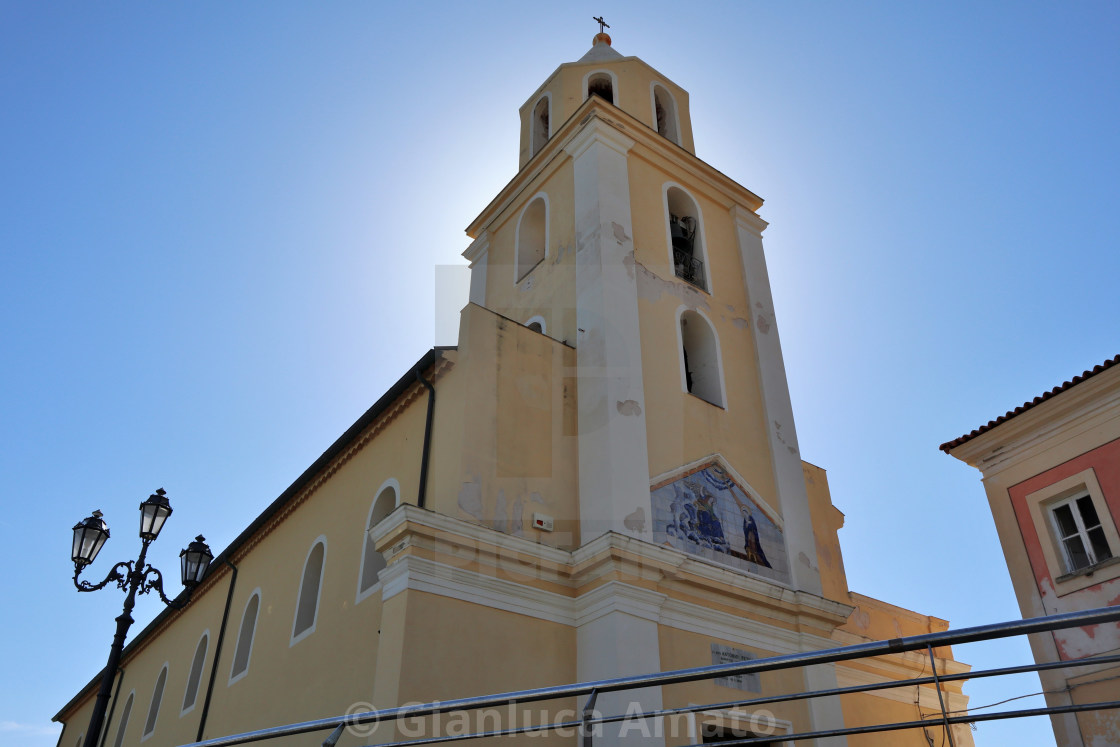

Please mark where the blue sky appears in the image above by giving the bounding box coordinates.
[2,3,1118,746]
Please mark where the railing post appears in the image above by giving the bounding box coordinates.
[581,688,599,747]
[318,724,344,746]
[926,644,957,747]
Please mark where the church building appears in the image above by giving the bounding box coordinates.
[56,32,973,747]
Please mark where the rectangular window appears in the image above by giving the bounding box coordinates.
[1050,492,1113,572]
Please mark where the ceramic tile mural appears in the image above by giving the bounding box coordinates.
[651,461,790,585]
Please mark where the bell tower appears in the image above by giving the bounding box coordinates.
[461,30,847,744]
[465,30,823,593]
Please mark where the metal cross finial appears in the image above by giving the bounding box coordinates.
[593,16,610,33]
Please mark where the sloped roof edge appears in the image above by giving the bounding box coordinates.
[54,347,445,722]
[939,353,1120,453]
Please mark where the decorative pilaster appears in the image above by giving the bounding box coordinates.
[565,119,653,543]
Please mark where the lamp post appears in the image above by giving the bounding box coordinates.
[71,489,213,747]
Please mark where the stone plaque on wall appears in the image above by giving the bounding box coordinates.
[710,644,761,692]
[707,645,761,694]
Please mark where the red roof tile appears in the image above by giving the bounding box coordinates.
[939,354,1120,453]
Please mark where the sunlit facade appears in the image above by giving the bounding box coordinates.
[55,35,973,747]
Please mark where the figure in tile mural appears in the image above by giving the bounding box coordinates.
[652,462,790,585]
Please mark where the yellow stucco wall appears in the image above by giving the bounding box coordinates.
[57,43,975,747]
[518,52,695,170]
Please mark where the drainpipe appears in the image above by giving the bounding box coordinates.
[415,360,436,509]
[195,559,239,742]
[96,668,124,747]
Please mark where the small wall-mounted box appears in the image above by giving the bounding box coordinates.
[532,513,554,532]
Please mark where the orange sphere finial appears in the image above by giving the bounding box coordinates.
[593,32,612,46]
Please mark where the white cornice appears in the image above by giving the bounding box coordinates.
[374,509,852,629]
[834,665,970,711]
[575,580,667,627]
[659,598,832,656]
[467,96,765,239]
[563,116,636,160]
[730,205,769,235]
[381,556,843,660]
[372,504,574,568]
[462,230,490,263]
[380,554,577,625]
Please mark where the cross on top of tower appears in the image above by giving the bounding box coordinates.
[593,16,610,34]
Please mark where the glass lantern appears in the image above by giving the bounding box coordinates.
[139,489,173,541]
[72,511,111,566]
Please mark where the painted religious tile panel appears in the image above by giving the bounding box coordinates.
[651,461,791,585]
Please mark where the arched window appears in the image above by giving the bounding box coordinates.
[679,309,725,408]
[531,95,550,157]
[230,591,260,684]
[665,185,708,290]
[586,72,615,104]
[652,84,680,144]
[292,538,326,643]
[141,664,168,739]
[515,195,548,282]
[525,315,546,335]
[112,692,134,747]
[181,631,209,714]
[358,481,399,601]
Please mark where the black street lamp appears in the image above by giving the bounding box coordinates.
[71,489,213,747]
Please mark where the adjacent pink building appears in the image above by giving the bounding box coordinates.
[942,354,1120,746]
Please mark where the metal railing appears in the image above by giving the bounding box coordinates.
[179,605,1120,747]
[673,248,704,289]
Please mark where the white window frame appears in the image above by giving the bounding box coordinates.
[141,662,169,741]
[525,315,547,335]
[229,589,261,685]
[650,82,682,145]
[180,629,210,716]
[663,182,713,294]
[291,536,328,645]
[582,69,619,105]
[676,306,727,409]
[530,93,552,157]
[1026,468,1120,595]
[112,690,135,747]
[357,479,400,604]
[1049,492,1112,571]
[514,192,549,284]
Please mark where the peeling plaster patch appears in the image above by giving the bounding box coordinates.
[851,608,871,631]
[634,260,711,310]
[755,312,771,334]
[494,489,508,533]
[530,491,545,505]
[457,479,484,520]
[622,249,636,280]
[616,399,642,416]
[731,317,751,330]
[511,499,525,537]
[798,552,814,571]
[624,507,646,533]
[773,421,799,456]
[725,304,735,312]
[612,222,630,245]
